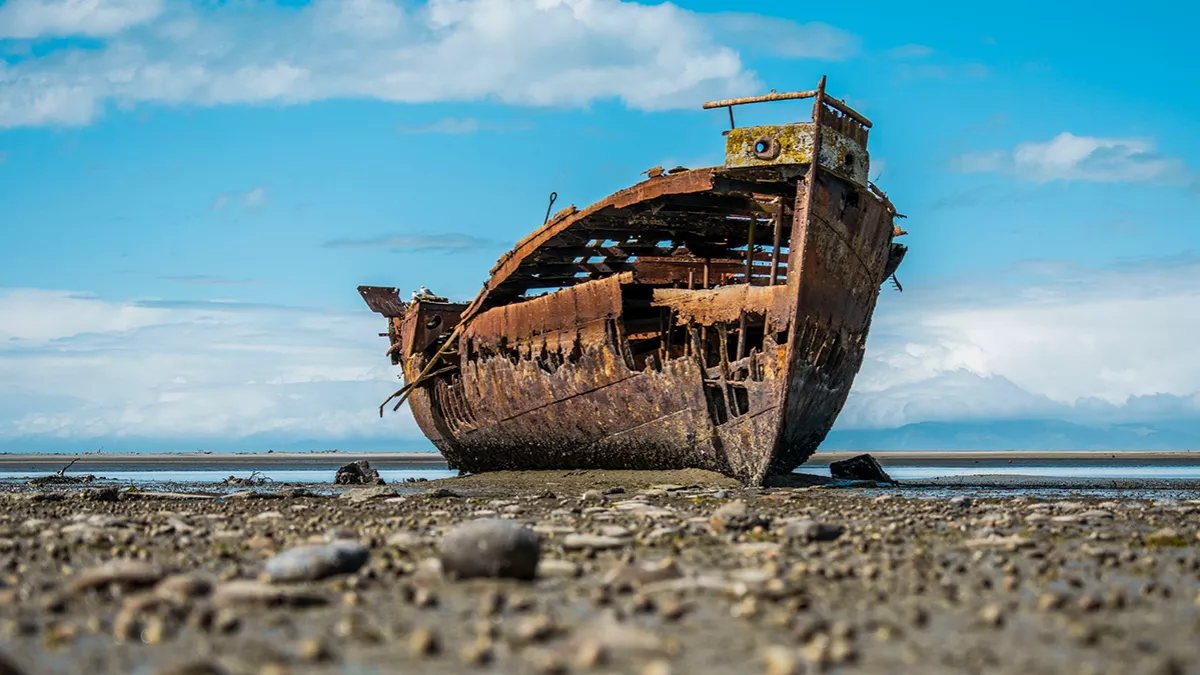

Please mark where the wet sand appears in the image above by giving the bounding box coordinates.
[1,470,1198,675]
[3,449,1199,472]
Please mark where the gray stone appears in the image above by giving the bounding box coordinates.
[440,519,541,581]
[949,496,973,508]
[263,541,370,583]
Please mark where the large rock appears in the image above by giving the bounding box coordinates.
[334,460,384,485]
[828,454,894,484]
[262,541,370,583]
[439,519,541,581]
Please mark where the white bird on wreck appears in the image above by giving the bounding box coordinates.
[419,286,435,297]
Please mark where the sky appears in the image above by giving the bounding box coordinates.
[1,0,1198,453]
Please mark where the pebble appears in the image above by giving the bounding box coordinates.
[339,487,395,503]
[607,558,683,588]
[440,519,541,581]
[778,519,844,542]
[297,634,336,658]
[563,534,627,550]
[262,541,369,583]
[762,645,801,675]
[1145,527,1185,546]
[210,581,328,609]
[573,639,608,669]
[949,496,973,508]
[153,572,215,604]
[979,604,1005,627]
[709,500,764,533]
[408,627,440,657]
[538,559,582,579]
[66,559,164,595]
[385,531,424,548]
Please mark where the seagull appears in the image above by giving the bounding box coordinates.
[411,290,420,301]
[419,286,434,297]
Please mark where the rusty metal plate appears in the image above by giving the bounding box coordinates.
[358,286,407,317]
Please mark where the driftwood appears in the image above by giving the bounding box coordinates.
[27,456,94,487]
[223,471,273,487]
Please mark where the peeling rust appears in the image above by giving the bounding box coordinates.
[359,77,907,485]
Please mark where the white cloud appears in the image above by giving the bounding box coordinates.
[324,232,498,253]
[396,116,533,134]
[0,0,163,39]
[212,186,266,211]
[704,13,858,60]
[890,43,933,58]
[954,132,1191,185]
[243,185,267,208]
[0,289,417,441]
[0,0,858,128]
[841,256,1200,428]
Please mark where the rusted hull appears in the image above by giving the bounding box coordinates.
[393,170,893,484]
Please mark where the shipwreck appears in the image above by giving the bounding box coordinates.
[359,77,908,485]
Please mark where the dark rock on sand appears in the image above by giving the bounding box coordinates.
[829,454,894,484]
[263,541,370,582]
[440,519,541,581]
[334,460,384,486]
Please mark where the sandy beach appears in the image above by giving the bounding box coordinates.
[1,468,1198,674]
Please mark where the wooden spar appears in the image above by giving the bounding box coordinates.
[737,217,756,359]
[703,90,819,109]
[702,88,871,128]
[769,197,784,286]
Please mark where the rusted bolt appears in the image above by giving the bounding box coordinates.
[752,136,780,161]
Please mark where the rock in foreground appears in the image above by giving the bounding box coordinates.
[262,541,370,583]
[440,519,541,581]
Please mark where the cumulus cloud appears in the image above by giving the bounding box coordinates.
[841,255,1200,429]
[954,132,1192,185]
[324,233,499,253]
[0,0,163,39]
[0,288,416,441]
[0,0,859,128]
[704,13,858,60]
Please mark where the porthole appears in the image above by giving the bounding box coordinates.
[752,136,781,160]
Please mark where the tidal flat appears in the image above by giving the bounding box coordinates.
[1,469,1198,674]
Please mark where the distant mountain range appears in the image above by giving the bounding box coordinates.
[2,419,1198,455]
[821,419,1200,451]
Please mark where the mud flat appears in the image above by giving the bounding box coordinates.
[1,470,1198,674]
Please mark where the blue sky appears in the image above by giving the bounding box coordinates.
[1,0,1198,452]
